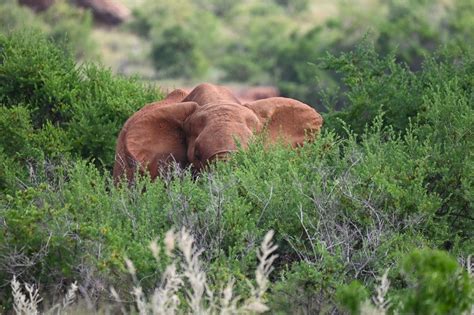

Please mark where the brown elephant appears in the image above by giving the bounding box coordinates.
[113,83,323,182]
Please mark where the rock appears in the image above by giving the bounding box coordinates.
[19,0,54,11]
[235,86,280,103]
[18,0,130,25]
[75,0,131,25]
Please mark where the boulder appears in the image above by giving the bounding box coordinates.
[18,0,130,25]
[19,0,54,11]
[75,0,131,25]
[235,86,280,103]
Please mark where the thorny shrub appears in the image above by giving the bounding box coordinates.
[0,30,473,313]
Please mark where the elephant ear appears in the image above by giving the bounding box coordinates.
[141,88,189,110]
[114,101,198,181]
[245,97,323,147]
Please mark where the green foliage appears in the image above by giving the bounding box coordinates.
[130,0,221,78]
[40,0,95,58]
[0,29,80,126]
[150,25,208,78]
[321,42,474,246]
[0,161,165,302]
[194,0,238,17]
[1,29,473,313]
[0,0,42,32]
[337,250,474,315]
[375,0,448,70]
[336,281,369,315]
[220,5,296,83]
[271,259,345,314]
[0,0,95,59]
[126,0,473,98]
[0,30,161,168]
[397,249,473,314]
[274,0,309,15]
[320,41,419,134]
[236,0,472,105]
[0,106,39,160]
[65,64,161,164]
[272,25,345,106]
[447,0,474,46]
[414,72,474,246]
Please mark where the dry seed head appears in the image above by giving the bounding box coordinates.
[125,257,136,276]
[244,301,269,313]
[149,239,160,261]
[164,229,176,256]
[110,286,121,302]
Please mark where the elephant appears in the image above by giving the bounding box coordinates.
[113,83,323,182]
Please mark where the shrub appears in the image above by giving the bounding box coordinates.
[130,0,221,78]
[320,38,473,136]
[321,41,474,248]
[0,29,79,126]
[219,3,294,83]
[0,0,96,59]
[271,0,474,105]
[336,281,369,315]
[150,25,208,78]
[274,0,309,15]
[0,0,42,33]
[374,0,449,70]
[9,229,278,314]
[337,250,474,315]
[1,29,472,313]
[397,250,473,314]
[320,40,422,134]
[271,260,346,314]
[40,0,96,59]
[0,30,161,170]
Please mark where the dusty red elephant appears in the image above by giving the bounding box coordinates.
[113,83,323,182]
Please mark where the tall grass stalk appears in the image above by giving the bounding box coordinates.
[119,228,278,314]
[10,229,278,314]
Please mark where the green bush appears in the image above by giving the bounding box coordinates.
[0,30,161,169]
[270,0,474,105]
[336,281,369,315]
[337,249,473,315]
[0,29,80,126]
[274,0,309,15]
[0,0,42,32]
[130,0,221,78]
[0,29,473,313]
[0,0,96,59]
[40,0,95,59]
[320,40,422,135]
[2,119,465,310]
[127,0,473,93]
[150,25,208,78]
[219,3,294,83]
[375,0,448,70]
[397,249,473,314]
[321,42,474,247]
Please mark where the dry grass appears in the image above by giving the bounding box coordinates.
[11,276,78,315]
[11,229,277,314]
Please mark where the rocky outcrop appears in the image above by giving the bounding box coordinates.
[75,0,131,25]
[18,0,131,25]
[19,0,54,11]
[235,86,280,103]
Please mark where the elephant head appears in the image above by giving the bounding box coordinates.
[113,83,323,182]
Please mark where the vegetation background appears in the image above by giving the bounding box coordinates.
[0,0,473,313]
